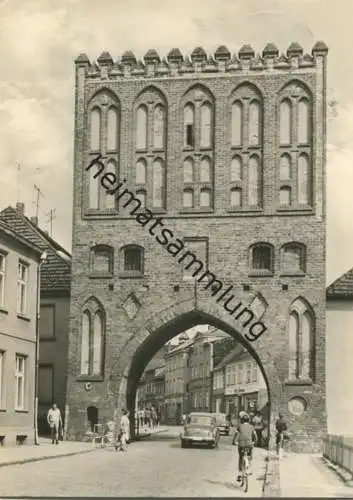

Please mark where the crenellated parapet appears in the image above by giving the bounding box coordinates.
[75,42,328,79]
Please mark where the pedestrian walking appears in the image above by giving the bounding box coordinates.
[252,411,264,447]
[275,413,288,457]
[117,409,130,451]
[47,403,63,445]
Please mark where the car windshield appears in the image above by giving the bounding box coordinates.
[189,415,212,426]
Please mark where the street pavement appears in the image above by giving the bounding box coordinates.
[0,429,267,497]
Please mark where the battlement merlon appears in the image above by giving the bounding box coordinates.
[74,42,328,80]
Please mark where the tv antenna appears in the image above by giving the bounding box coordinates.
[33,184,44,219]
[46,208,56,237]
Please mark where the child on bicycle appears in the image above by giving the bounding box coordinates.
[232,411,257,482]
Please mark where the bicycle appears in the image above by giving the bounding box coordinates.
[239,446,251,493]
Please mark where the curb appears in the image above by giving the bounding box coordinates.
[0,447,96,468]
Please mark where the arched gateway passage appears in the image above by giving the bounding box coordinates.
[124,310,272,439]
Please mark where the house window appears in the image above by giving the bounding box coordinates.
[38,365,54,404]
[252,363,258,383]
[39,305,55,339]
[0,253,6,307]
[230,85,263,209]
[281,243,306,275]
[91,245,114,276]
[123,245,144,274]
[246,362,252,383]
[238,364,244,384]
[15,354,26,410]
[0,351,4,408]
[250,244,273,274]
[17,262,29,315]
[278,82,312,208]
[80,301,104,377]
[288,298,315,381]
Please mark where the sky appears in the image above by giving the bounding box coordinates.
[0,0,352,285]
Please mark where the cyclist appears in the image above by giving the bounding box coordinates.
[232,411,257,482]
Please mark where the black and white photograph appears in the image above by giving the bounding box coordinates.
[0,0,352,497]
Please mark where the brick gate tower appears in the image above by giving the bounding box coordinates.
[66,41,328,452]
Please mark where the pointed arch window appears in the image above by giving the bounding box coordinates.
[90,108,101,151]
[152,158,164,208]
[249,100,260,146]
[133,88,167,210]
[279,186,291,207]
[200,188,211,208]
[183,158,194,183]
[103,161,116,210]
[230,187,242,208]
[80,301,105,378]
[280,99,292,145]
[184,103,195,148]
[229,85,263,210]
[88,163,99,209]
[248,155,261,207]
[136,159,147,185]
[277,82,312,209]
[183,189,194,208]
[298,98,309,144]
[136,189,146,208]
[107,107,118,151]
[231,101,243,146]
[200,157,211,183]
[200,102,212,148]
[288,298,315,381]
[298,154,310,205]
[136,105,148,150]
[153,104,165,149]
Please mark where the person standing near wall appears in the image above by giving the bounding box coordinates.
[47,403,63,445]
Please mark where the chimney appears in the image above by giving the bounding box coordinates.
[16,202,25,215]
[30,216,38,226]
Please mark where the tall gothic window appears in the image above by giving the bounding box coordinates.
[278,81,312,208]
[80,299,105,377]
[288,298,315,381]
[134,87,167,210]
[87,90,120,212]
[229,85,263,209]
[182,85,214,210]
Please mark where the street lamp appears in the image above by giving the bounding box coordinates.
[34,250,48,445]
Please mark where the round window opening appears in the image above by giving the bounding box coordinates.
[288,396,307,416]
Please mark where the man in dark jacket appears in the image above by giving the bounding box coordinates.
[275,413,288,455]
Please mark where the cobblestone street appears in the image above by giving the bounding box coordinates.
[0,435,267,497]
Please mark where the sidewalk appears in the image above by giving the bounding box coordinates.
[279,452,353,497]
[0,438,95,468]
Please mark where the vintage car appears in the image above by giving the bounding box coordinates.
[213,412,231,436]
[180,412,220,448]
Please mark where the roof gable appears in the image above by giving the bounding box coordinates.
[327,267,353,299]
[0,206,71,294]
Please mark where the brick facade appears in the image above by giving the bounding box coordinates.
[66,42,328,452]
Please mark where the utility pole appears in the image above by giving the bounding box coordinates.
[46,209,56,237]
[33,184,43,220]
